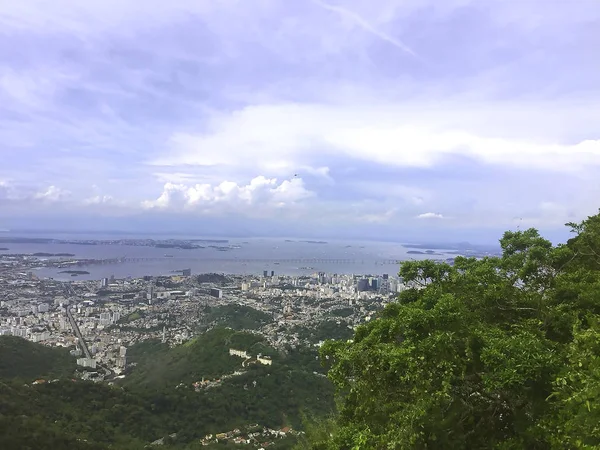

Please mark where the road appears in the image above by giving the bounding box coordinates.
[63,283,115,380]
[66,306,91,359]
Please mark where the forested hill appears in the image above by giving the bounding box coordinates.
[0,328,332,450]
[298,211,600,449]
[0,335,75,379]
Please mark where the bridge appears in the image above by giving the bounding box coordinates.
[121,257,406,265]
[69,257,409,266]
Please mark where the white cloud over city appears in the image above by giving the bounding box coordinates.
[1,0,599,241]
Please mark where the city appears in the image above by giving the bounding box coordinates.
[1,252,410,378]
[0,249,416,448]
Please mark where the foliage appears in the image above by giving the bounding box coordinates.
[308,210,600,449]
[203,304,273,331]
[123,328,266,389]
[293,320,355,344]
[0,329,335,449]
[196,273,230,284]
[0,336,75,379]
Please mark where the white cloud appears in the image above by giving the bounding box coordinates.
[142,175,314,214]
[33,186,70,202]
[83,195,119,206]
[151,103,600,177]
[416,212,444,219]
[359,208,398,223]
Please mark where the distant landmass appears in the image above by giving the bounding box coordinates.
[407,250,443,255]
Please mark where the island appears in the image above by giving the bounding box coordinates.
[407,250,443,256]
[0,247,8,251]
[58,270,91,275]
[32,252,76,257]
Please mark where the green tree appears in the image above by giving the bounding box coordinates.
[310,211,600,449]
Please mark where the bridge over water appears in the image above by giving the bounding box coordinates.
[72,257,409,266]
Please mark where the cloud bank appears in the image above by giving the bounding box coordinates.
[1,0,599,241]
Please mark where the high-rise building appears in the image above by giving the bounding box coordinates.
[182,268,192,277]
[383,274,389,280]
[271,270,275,277]
[99,312,111,326]
[210,288,223,299]
[263,270,268,277]
[101,278,109,288]
[370,277,380,291]
[357,278,370,292]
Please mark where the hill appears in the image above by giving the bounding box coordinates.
[203,304,274,330]
[119,327,334,440]
[123,327,271,388]
[0,336,75,379]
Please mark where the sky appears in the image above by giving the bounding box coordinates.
[1,0,599,243]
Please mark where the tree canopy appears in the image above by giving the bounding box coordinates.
[306,211,600,449]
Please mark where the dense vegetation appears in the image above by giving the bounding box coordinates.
[292,320,355,344]
[0,336,75,379]
[202,304,274,331]
[299,212,600,449]
[124,328,271,388]
[0,327,334,449]
[196,273,230,284]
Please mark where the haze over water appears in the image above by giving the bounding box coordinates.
[0,232,474,281]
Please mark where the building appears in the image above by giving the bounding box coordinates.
[77,358,96,369]
[263,270,268,277]
[257,355,272,366]
[357,278,370,292]
[210,288,223,299]
[370,277,380,291]
[271,270,275,277]
[99,312,111,326]
[101,278,109,288]
[229,348,249,359]
[182,268,192,277]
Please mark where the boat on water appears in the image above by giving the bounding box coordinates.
[164,254,174,257]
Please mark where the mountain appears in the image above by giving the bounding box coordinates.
[0,329,333,449]
[0,336,75,379]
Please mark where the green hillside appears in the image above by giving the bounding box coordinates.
[124,327,272,389]
[203,304,274,330]
[0,336,76,379]
[0,327,333,449]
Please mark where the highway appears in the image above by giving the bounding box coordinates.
[66,306,91,359]
[63,283,115,379]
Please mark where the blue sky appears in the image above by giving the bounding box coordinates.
[1,0,599,243]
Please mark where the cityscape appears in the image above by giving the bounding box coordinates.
[1,247,414,378]
[0,240,430,448]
